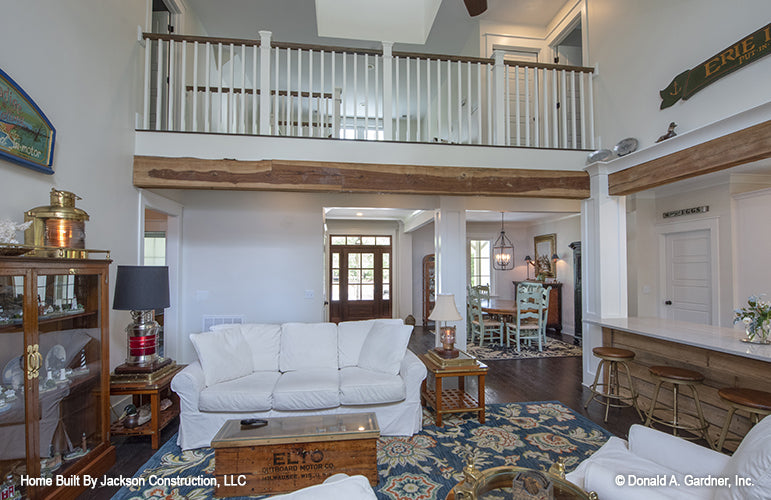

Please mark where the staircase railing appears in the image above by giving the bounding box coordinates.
[140,31,595,149]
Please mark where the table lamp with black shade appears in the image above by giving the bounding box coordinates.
[113,265,172,374]
[429,294,463,359]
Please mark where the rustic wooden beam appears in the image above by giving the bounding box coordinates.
[609,120,771,196]
[133,156,590,199]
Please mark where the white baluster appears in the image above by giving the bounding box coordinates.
[426,58,431,141]
[180,40,187,132]
[205,42,211,133]
[486,62,492,145]
[406,57,411,141]
[353,53,358,138]
[504,64,510,146]
[514,65,520,146]
[579,71,586,149]
[446,59,451,142]
[552,68,558,148]
[416,57,421,142]
[192,41,198,132]
[570,70,577,149]
[492,51,505,146]
[476,62,482,144]
[239,44,246,134]
[588,69,595,149]
[286,48,292,136]
[331,51,336,137]
[155,38,163,130]
[321,50,325,137]
[143,36,151,130]
[341,52,347,138]
[310,49,315,137]
[229,43,234,133]
[364,53,369,138]
[273,46,279,135]
[395,56,400,141]
[534,67,540,147]
[524,66,530,147]
[465,61,471,145]
[168,39,175,131]
[457,61,462,143]
[297,48,302,136]
[436,58,441,141]
[560,69,567,149]
[543,68,550,148]
[217,43,223,133]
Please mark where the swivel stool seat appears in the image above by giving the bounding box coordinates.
[584,347,643,422]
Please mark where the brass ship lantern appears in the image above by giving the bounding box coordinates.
[24,189,89,256]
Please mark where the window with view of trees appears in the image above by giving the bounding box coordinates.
[469,239,491,287]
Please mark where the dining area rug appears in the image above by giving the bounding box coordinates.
[466,338,582,361]
[110,401,610,500]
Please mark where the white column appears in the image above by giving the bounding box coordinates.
[259,30,272,135]
[381,41,394,141]
[581,163,628,386]
[434,197,467,349]
[492,50,506,146]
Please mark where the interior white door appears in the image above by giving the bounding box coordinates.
[663,229,712,324]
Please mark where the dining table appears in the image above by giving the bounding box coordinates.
[479,298,517,316]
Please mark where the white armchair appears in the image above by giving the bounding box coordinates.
[566,415,771,500]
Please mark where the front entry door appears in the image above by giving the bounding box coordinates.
[663,229,712,324]
[329,236,391,323]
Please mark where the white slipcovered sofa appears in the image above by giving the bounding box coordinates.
[566,415,771,499]
[171,319,427,450]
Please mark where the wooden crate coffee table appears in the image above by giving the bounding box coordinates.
[211,413,380,497]
[419,351,488,426]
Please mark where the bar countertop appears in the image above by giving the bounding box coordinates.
[587,316,771,363]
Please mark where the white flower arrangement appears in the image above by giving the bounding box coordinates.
[0,219,32,244]
[734,295,771,343]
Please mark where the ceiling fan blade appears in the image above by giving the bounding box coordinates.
[464,0,487,16]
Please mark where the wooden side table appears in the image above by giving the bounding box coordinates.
[109,363,185,449]
[419,353,488,427]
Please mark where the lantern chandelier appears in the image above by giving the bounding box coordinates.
[492,212,515,270]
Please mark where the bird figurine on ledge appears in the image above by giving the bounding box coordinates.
[656,122,677,143]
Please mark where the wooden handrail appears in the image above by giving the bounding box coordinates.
[142,32,594,74]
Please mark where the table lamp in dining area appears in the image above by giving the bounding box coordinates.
[429,294,463,359]
[113,265,172,374]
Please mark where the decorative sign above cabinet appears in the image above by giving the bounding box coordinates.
[0,68,56,173]
[660,22,770,109]
[663,206,709,219]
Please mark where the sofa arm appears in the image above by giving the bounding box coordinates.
[170,361,206,414]
[629,424,729,476]
[400,349,428,402]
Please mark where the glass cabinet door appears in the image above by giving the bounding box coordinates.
[0,272,28,497]
[35,271,103,484]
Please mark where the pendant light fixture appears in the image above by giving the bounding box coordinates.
[492,212,515,270]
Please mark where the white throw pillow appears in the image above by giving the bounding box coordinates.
[279,322,338,372]
[715,414,771,500]
[357,323,413,375]
[338,319,404,368]
[239,323,282,371]
[189,329,254,387]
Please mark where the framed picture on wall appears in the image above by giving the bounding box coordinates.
[534,233,556,279]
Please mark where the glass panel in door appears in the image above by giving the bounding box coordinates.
[0,273,28,496]
[36,273,103,482]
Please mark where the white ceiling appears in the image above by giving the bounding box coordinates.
[183,0,570,52]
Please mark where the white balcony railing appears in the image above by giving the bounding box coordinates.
[140,31,595,150]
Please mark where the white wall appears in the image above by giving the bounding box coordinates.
[733,188,771,307]
[588,0,771,150]
[0,1,146,369]
[411,223,435,325]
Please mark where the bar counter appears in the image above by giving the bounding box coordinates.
[588,317,771,450]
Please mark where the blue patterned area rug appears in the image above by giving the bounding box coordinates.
[111,402,610,500]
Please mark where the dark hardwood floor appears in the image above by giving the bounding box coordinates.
[80,325,641,499]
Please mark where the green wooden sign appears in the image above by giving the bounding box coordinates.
[0,68,56,174]
[660,22,771,109]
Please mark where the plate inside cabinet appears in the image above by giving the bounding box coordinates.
[613,137,638,156]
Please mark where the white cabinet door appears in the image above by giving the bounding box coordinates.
[663,229,712,324]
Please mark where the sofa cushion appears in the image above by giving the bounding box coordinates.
[339,367,406,405]
[358,323,412,375]
[280,323,339,372]
[199,371,280,412]
[189,329,254,387]
[239,323,282,371]
[715,414,771,500]
[272,369,340,410]
[338,319,404,368]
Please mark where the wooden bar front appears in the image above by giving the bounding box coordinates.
[603,327,771,450]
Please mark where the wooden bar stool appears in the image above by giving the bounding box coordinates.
[644,365,713,448]
[716,387,771,451]
[584,347,643,422]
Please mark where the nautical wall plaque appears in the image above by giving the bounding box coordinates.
[0,68,55,174]
[660,22,771,109]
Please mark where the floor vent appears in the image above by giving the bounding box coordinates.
[202,315,245,332]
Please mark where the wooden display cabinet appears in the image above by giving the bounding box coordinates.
[0,256,115,499]
[422,254,435,327]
